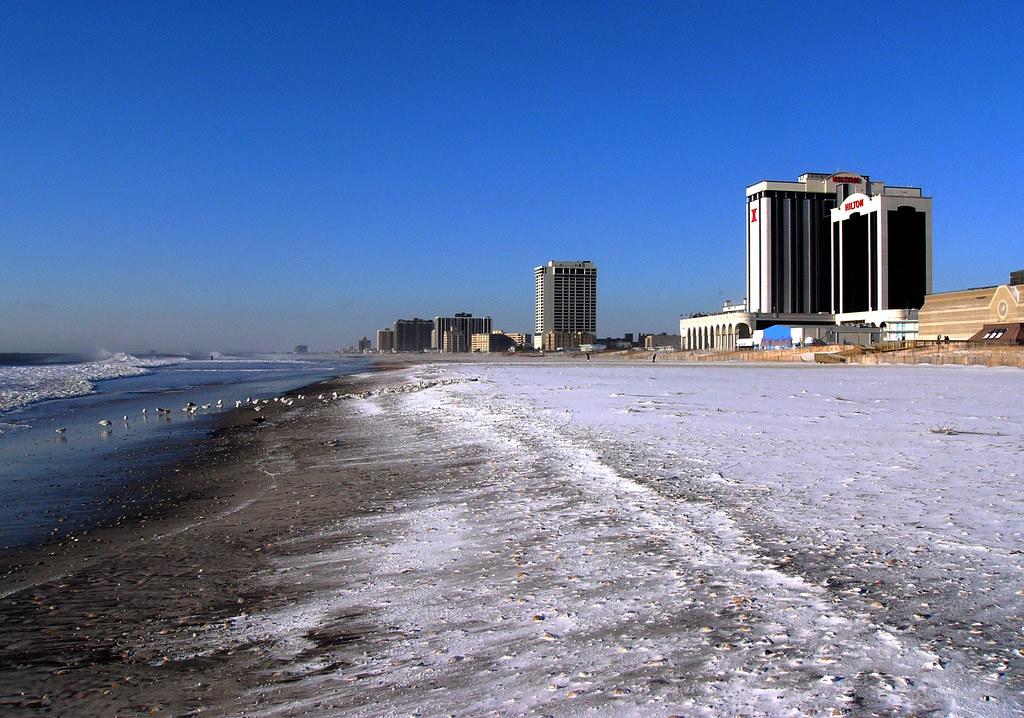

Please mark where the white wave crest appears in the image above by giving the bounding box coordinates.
[0,355,181,414]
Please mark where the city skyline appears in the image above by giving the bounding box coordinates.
[3,3,1022,353]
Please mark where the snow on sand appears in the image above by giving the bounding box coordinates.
[236,363,1024,716]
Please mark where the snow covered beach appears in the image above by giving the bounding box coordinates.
[1,362,1021,716]
[244,361,1020,717]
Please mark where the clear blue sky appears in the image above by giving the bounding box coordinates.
[2,1,1021,352]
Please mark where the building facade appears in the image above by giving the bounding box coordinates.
[394,318,433,352]
[500,332,532,348]
[376,328,394,353]
[534,260,597,350]
[433,313,492,353]
[681,171,932,351]
[919,281,1024,340]
[542,331,595,352]
[471,332,515,353]
[357,337,372,353]
[746,171,931,321]
[644,333,681,350]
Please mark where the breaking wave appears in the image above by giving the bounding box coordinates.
[0,353,181,415]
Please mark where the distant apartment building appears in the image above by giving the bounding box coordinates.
[471,332,515,353]
[357,337,372,353]
[644,333,681,350]
[394,318,433,352]
[376,328,395,353]
[432,313,492,353]
[499,331,532,348]
[293,344,309,354]
[542,330,595,352]
[534,260,598,350]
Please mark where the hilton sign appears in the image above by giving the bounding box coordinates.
[844,198,865,211]
[830,172,864,185]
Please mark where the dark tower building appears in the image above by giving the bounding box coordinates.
[747,172,931,318]
[394,318,433,352]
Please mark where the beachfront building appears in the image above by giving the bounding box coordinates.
[644,333,681,350]
[500,331,532,349]
[747,171,931,320]
[357,337,372,353]
[376,328,395,353]
[432,313,492,353]
[919,272,1024,341]
[534,260,598,350]
[682,171,931,350]
[542,330,595,352]
[471,332,515,353]
[394,318,433,352]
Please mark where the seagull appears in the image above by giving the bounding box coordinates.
[142,408,147,415]
[98,419,112,427]
[55,427,66,434]
[215,399,223,409]
[235,400,242,408]
[253,405,262,412]
[122,415,128,423]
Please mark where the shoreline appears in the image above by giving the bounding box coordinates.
[0,365,413,716]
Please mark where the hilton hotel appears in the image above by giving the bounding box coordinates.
[682,172,932,350]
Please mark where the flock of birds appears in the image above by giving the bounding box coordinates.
[52,381,448,436]
[52,391,357,435]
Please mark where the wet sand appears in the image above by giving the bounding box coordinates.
[0,367,419,716]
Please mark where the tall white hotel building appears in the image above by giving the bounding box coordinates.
[681,171,932,350]
[533,260,598,349]
[746,171,932,319]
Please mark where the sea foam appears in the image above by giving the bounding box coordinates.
[0,354,179,416]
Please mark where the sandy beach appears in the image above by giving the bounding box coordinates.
[0,368,415,716]
[2,360,1022,717]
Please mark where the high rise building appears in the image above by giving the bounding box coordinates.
[533,260,597,350]
[394,318,433,352]
[432,313,492,353]
[746,172,931,316]
[681,171,932,351]
[376,328,394,353]
[357,337,372,353]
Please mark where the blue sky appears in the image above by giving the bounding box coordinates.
[2,1,1021,352]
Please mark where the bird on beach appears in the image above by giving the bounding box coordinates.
[122,415,128,423]
[55,427,66,434]
[142,408,147,415]
[98,419,112,427]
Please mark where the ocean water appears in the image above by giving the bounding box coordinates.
[0,355,368,551]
